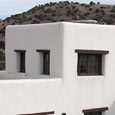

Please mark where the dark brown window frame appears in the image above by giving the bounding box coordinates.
[82,107,108,113]
[75,49,109,76]
[36,49,50,75]
[14,50,26,53]
[75,49,109,54]
[19,111,55,115]
[14,50,26,73]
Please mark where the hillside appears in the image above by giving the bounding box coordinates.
[0,1,115,70]
[0,1,115,49]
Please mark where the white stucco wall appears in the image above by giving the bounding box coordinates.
[1,22,115,115]
[6,23,64,78]
[62,22,115,115]
[0,79,63,115]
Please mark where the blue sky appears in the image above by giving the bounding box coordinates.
[0,0,115,19]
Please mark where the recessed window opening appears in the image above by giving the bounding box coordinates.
[84,112,101,115]
[15,50,26,73]
[36,49,50,75]
[75,49,109,76]
[78,54,102,75]
[82,107,108,115]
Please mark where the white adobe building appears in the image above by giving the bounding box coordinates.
[0,22,115,115]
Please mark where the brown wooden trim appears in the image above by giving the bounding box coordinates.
[14,50,26,52]
[82,107,108,113]
[36,49,50,75]
[75,49,109,54]
[19,111,55,115]
[36,49,50,53]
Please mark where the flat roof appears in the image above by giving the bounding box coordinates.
[6,21,115,30]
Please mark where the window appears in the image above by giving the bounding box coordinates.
[78,54,102,75]
[43,52,50,75]
[82,107,108,115]
[75,49,109,76]
[36,49,50,75]
[84,112,101,115]
[15,50,26,73]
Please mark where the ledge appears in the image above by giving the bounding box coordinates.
[14,50,26,52]
[36,49,50,53]
[75,49,109,54]
[19,111,55,115]
[82,107,108,113]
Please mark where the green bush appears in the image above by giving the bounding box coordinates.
[0,51,5,60]
[89,8,93,11]
[84,12,90,16]
[28,17,32,20]
[0,29,4,34]
[95,8,100,13]
[89,1,95,5]
[97,2,100,4]
[101,9,105,15]
[0,50,5,69]
[110,14,115,18]
[72,5,76,9]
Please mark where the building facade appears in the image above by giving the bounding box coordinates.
[0,22,115,115]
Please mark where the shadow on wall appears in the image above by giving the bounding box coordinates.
[106,101,115,115]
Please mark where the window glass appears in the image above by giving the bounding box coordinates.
[20,52,25,73]
[84,112,101,115]
[43,52,50,75]
[79,55,87,74]
[78,54,102,75]
[15,50,26,73]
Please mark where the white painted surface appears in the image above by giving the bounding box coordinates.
[6,23,64,78]
[0,78,62,115]
[1,22,115,115]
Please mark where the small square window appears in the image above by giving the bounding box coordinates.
[75,49,109,76]
[78,54,102,75]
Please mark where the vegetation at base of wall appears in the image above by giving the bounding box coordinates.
[0,50,5,70]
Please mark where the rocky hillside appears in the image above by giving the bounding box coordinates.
[0,1,115,49]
